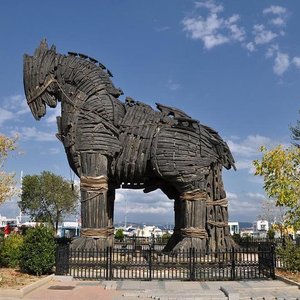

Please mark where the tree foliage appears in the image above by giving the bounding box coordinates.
[290,118,300,147]
[253,145,300,229]
[258,198,286,227]
[0,135,17,204]
[19,171,79,232]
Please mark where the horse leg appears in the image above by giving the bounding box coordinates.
[71,152,115,250]
[163,189,208,252]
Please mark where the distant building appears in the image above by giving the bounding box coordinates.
[228,222,240,235]
[253,220,269,238]
[57,221,80,238]
[0,214,17,228]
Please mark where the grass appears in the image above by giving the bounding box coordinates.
[276,268,300,284]
[0,268,45,289]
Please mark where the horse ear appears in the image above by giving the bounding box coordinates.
[50,44,56,52]
[40,38,48,49]
[34,39,48,56]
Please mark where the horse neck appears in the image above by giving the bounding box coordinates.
[56,55,115,94]
[54,55,123,125]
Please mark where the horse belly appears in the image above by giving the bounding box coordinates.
[151,126,212,192]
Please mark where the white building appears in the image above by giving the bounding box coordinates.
[253,220,269,238]
[0,214,17,228]
[228,222,240,235]
[57,221,80,238]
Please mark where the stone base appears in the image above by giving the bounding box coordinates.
[163,233,237,253]
[163,234,207,252]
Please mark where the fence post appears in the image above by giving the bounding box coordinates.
[55,242,70,275]
[189,248,195,281]
[231,246,236,280]
[148,247,152,281]
[105,247,110,280]
[271,244,276,279]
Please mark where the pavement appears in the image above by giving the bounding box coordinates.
[0,276,299,300]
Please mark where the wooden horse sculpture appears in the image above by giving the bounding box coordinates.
[23,40,235,252]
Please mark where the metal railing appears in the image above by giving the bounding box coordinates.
[55,244,275,281]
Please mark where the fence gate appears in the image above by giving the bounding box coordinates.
[258,244,276,279]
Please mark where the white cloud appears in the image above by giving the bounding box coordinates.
[11,127,57,142]
[273,52,290,75]
[41,147,61,155]
[227,23,245,42]
[292,57,300,68]
[263,6,287,15]
[270,17,285,27]
[182,2,244,49]
[235,159,254,171]
[114,189,175,223]
[3,94,30,115]
[166,78,181,91]
[227,192,238,199]
[227,191,270,221]
[182,14,228,49]
[265,44,279,58]
[226,135,277,174]
[195,0,223,14]
[263,6,288,28]
[253,24,277,45]
[246,192,265,199]
[0,108,14,126]
[227,134,272,158]
[182,2,294,77]
[245,42,255,52]
[45,104,61,124]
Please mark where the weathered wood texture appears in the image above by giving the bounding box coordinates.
[23,40,236,251]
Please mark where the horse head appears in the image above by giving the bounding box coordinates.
[23,39,59,120]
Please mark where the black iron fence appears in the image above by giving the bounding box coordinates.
[56,244,275,281]
[232,236,284,248]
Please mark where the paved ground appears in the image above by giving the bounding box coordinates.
[0,277,299,300]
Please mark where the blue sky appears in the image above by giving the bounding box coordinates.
[1,0,300,225]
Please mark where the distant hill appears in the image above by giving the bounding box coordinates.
[239,222,253,229]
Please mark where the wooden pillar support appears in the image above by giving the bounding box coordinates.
[165,189,208,252]
[71,152,115,250]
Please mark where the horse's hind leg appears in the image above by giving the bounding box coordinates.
[163,164,234,252]
[71,152,115,250]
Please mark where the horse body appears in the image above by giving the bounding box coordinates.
[24,40,235,251]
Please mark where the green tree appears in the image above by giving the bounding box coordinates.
[253,145,300,230]
[290,117,300,146]
[0,135,17,204]
[19,171,79,233]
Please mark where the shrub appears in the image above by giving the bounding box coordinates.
[19,226,56,275]
[276,238,300,272]
[115,229,124,241]
[267,228,275,240]
[0,234,23,267]
[161,232,171,243]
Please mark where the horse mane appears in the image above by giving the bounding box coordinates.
[61,50,123,97]
[67,51,114,77]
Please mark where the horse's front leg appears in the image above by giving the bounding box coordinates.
[72,152,115,250]
[163,190,208,252]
